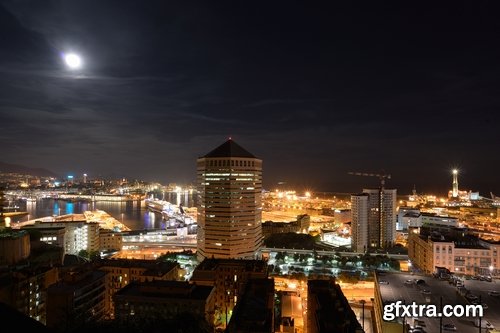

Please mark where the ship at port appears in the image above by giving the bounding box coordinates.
[144,197,196,226]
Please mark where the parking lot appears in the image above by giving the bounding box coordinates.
[460,278,500,330]
[377,272,500,332]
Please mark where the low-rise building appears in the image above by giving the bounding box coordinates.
[227,278,275,333]
[262,214,310,238]
[46,266,107,331]
[408,227,498,276]
[22,220,100,255]
[99,229,123,252]
[0,266,59,325]
[0,229,30,265]
[307,278,363,333]
[190,258,268,328]
[96,258,180,318]
[113,280,215,325]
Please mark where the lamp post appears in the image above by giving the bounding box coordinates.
[360,299,366,331]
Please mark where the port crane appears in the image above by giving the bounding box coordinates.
[347,171,391,189]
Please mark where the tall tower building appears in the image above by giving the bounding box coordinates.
[452,169,459,198]
[351,193,369,252]
[351,188,397,252]
[196,139,263,261]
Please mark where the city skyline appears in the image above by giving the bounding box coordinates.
[1,1,499,196]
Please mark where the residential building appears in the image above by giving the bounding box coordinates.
[227,278,275,333]
[408,228,499,276]
[0,266,59,325]
[113,280,215,325]
[97,258,180,318]
[351,193,369,252]
[190,258,268,328]
[351,188,397,252]
[46,266,107,331]
[307,278,363,333]
[99,229,123,252]
[22,220,100,255]
[0,229,30,265]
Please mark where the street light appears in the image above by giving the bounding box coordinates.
[360,299,366,331]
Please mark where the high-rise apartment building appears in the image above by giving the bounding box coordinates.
[196,139,263,260]
[351,188,397,252]
[351,193,369,252]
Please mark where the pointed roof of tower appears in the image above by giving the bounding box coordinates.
[202,138,256,158]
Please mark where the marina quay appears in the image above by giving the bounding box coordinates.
[11,209,131,231]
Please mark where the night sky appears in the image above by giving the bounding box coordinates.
[1,0,499,196]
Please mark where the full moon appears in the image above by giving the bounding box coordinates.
[64,53,82,69]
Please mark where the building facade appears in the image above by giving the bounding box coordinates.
[190,258,268,328]
[196,139,263,260]
[0,229,30,265]
[113,280,215,325]
[408,230,500,276]
[46,268,107,331]
[351,193,369,252]
[351,188,397,252]
[97,258,180,319]
[22,220,100,255]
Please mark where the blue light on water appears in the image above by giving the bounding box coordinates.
[66,202,74,214]
[53,202,60,216]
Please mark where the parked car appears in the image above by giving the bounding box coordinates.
[488,290,500,297]
[474,319,494,329]
[442,323,457,331]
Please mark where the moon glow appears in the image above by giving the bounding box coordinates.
[64,53,82,69]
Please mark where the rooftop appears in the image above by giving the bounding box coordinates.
[228,278,274,332]
[201,139,256,158]
[115,280,214,300]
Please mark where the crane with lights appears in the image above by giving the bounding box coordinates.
[347,171,391,189]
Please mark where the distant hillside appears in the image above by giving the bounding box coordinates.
[0,161,58,177]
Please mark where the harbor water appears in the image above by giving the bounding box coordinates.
[9,191,197,231]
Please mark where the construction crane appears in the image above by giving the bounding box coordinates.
[348,171,391,189]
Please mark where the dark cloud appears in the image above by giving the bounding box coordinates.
[1,0,499,195]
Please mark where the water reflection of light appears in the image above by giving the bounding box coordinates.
[53,202,60,216]
[15,198,178,230]
[66,202,74,214]
[144,211,157,229]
